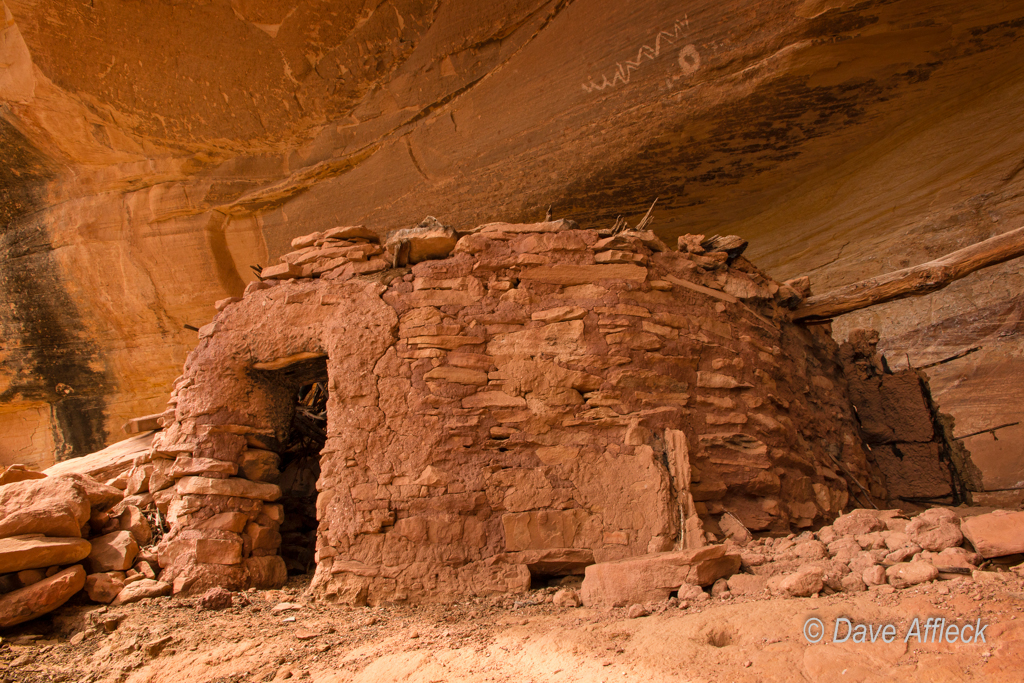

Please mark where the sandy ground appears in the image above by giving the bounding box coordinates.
[1,569,1022,683]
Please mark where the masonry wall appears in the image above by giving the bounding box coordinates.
[147,221,877,603]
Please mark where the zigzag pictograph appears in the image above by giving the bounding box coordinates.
[582,17,690,93]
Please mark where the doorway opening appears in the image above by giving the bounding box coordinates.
[252,356,328,576]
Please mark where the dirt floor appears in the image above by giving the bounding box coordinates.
[1,569,1022,683]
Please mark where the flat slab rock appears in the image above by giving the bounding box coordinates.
[0,534,92,574]
[111,578,172,606]
[580,545,741,609]
[176,476,281,501]
[0,565,86,628]
[961,510,1024,558]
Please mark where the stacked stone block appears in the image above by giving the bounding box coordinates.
[153,218,876,602]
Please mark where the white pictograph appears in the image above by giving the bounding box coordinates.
[582,17,699,93]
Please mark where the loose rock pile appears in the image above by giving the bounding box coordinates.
[577,506,1024,611]
[0,470,168,628]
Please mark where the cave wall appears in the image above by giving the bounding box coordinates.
[1,0,1023,499]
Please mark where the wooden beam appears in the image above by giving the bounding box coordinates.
[793,226,1024,321]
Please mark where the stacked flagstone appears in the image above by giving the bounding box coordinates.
[0,467,166,627]
[150,216,890,603]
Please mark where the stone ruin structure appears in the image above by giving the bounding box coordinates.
[145,218,888,604]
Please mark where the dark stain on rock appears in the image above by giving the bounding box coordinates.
[205,213,247,298]
[0,118,115,460]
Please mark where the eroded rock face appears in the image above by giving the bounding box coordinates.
[149,222,874,603]
[3,1,1024,493]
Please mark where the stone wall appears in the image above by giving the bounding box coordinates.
[839,330,978,506]
[147,220,878,603]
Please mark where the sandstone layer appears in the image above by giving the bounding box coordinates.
[2,1,1024,507]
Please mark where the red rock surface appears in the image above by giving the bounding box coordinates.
[2,2,1024,509]
[0,476,91,539]
[961,510,1024,559]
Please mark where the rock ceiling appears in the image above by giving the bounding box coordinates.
[1,0,1023,494]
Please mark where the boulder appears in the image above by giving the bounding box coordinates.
[148,459,176,493]
[16,569,45,588]
[135,560,158,579]
[385,217,458,266]
[57,473,124,510]
[782,540,828,561]
[199,586,234,610]
[885,561,939,589]
[882,531,912,550]
[884,545,921,564]
[0,535,92,574]
[0,476,91,539]
[780,568,823,597]
[0,565,86,628]
[832,509,885,537]
[580,545,740,609]
[960,510,1024,558]
[849,550,887,573]
[323,225,378,242]
[718,513,753,545]
[862,565,887,586]
[626,604,650,618]
[42,432,156,484]
[85,572,126,603]
[552,588,582,608]
[124,465,153,496]
[117,506,152,546]
[841,574,867,592]
[111,579,172,606]
[87,530,139,572]
[906,508,962,552]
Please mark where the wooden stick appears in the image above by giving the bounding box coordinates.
[917,345,981,370]
[793,226,1024,321]
[824,451,879,510]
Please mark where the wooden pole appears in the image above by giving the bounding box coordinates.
[793,226,1024,321]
